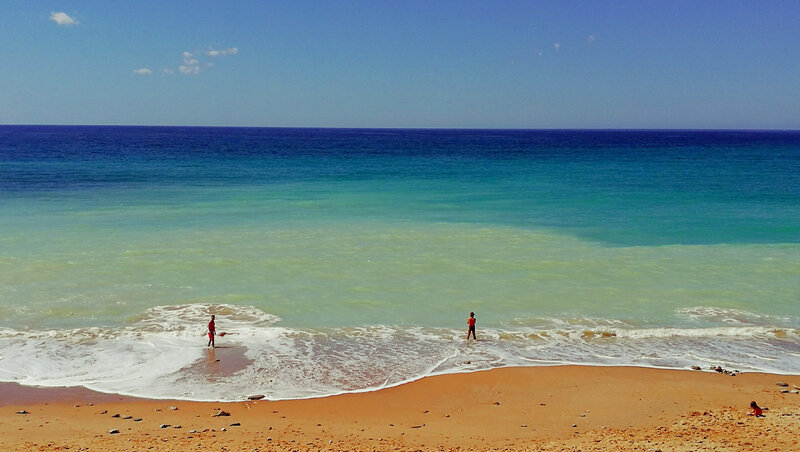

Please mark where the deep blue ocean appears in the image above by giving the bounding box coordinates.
[1,126,798,400]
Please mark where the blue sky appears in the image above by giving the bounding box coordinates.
[1,1,798,128]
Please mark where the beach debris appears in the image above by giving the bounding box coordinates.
[213,410,231,417]
[247,394,265,400]
[411,425,423,429]
[776,382,789,387]
[15,410,29,415]
[109,429,120,434]
[168,406,178,410]
[230,422,241,426]
[159,424,170,428]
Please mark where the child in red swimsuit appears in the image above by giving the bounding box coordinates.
[467,312,476,340]
[207,315,216,348]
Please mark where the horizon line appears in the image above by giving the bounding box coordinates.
[2,124,799,133]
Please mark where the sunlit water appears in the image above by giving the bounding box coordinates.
[1,127,798,400]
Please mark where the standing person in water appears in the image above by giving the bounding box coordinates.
[467,312,477,340]
[207,315,216,348]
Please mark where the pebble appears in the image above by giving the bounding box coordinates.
[214,410,231,417]
[134,418,142,422]
[780,389,789,394]
[189,430,197,433]
[168,406,178,410]
[691,366,701,371]
[100,410,108,415]
[230,422,241,426]
[776,382,789,387]
[173,425,182,429]
[221,427,227,432]
[791,390,799,394]
[15,411,29,415]
[572,424,578,428]
[122,415,132,419]
[111,413,120,418]
[159,424,170,428]
[109,429,119,434]
[247,395,265,400]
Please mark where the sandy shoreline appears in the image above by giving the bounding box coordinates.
[2,365,799,451]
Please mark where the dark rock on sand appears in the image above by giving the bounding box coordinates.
[109,429,119,434]
[247,395,265,400]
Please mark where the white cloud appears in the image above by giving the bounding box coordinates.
[133,68,152,75]
[206,47,238,57]
[179,51,201,75]
[587,35,597,45]
[162,69,175,75]
[50,11,77,26]
[553,42,561,51]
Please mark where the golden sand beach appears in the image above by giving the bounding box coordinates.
[2,365,799,451]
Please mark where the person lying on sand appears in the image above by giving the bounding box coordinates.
[748,400,764,417]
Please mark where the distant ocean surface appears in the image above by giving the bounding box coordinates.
[1,126,798,401]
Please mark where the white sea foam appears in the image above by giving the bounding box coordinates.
[0,304,799,401]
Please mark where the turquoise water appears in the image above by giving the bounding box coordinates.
[0,127,798,400]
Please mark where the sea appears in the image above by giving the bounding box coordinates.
[0,126,798,401]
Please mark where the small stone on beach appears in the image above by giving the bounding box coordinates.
[109,429,119,434]
[247,395,265,400]
[230,422,240,426]
[168,406,178,410]
[776,382,789,387]
[111,414,120,418]
[16,411,29,415]
[159,424,170,428]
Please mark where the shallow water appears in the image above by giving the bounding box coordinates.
[1,127,798,400]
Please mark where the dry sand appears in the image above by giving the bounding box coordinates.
[2,365,799,451]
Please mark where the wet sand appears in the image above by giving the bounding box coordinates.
[2,365,799,450]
